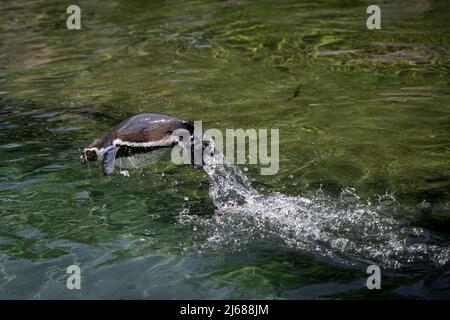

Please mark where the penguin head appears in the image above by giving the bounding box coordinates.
[81,138,103,163]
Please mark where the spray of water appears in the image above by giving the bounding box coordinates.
[184,142,449,270]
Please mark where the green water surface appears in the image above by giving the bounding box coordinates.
[0,0,449,299]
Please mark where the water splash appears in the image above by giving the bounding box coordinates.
[188,144,449,270]
[202,151,259,205]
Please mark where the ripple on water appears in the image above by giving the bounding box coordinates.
[0,143,22,149]
[0,178,47,191]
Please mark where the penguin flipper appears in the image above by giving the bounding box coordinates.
[102,146,119,176]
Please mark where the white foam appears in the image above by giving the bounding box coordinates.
[187,139,450,269]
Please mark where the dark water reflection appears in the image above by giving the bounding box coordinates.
[0,0,449,298]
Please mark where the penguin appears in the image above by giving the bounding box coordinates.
[80,113,198,176]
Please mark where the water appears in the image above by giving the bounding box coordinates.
[1,0,450,299]
[195,147,449,270]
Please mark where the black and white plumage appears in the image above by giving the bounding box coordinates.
[81,113,196,176]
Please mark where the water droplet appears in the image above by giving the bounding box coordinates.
[417,200,431,210]
[144,228,154,236]
[340,187,360,203]
[119,170,130,177]
[378,194,395,207]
